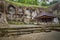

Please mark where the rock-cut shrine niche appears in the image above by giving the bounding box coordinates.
[35,12,55,23]
[32,9,37,19]
[7,5,16,20]
[18,7,23,13]
[7,5,16,14]
[25,8,31,19]
[18,7,23,18]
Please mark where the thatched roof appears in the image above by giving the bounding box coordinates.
[35,12,56,19]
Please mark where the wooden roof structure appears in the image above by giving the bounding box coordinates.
[35,12,56,19]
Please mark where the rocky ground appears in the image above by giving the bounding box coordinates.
[0,31,60,40]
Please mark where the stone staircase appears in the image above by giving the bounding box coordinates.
[0,25,45,37]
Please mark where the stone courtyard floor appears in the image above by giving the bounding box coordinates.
[0,31,60,40]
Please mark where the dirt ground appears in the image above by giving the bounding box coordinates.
[0,31,60,40]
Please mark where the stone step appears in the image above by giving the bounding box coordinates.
[0,25,59,37]
[0,27,43,36]
[7,28,42,31]
[0,28,42,34]
[0,27,42,30]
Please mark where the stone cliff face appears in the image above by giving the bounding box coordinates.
[0,12,9,28]
[0,1,9,28]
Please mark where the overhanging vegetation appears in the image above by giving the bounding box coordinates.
[6,0,49,8]
[6,0,58,8]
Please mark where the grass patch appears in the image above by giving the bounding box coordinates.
[7,21,36,25]
[8,21,25,25]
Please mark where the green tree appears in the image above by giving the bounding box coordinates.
[41,0,47,6]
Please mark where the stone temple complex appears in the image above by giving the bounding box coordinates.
[0,0,60,26]
[0,0,60,37]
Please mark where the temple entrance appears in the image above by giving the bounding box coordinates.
[35,12,55,24]
[39,15,54,22]
[41,18,53,22]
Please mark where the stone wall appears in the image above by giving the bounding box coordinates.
[0,0,60,24]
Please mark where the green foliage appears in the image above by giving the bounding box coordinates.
[20,0,38,5]
[50,1,58,5]
[6,0,58,7]
[9,0,38,5]
[41,1,47,6]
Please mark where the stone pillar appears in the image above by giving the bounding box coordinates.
[15,6,19,21]
[22,7,26,23]
[36,8,40,24]
[30,8,33,24]
[23,7,31,24]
